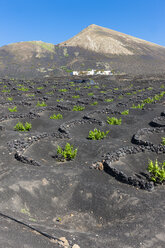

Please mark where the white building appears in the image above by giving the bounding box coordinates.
[71,69,112,76]
[72,71,79,75]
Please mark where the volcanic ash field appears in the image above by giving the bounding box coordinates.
[0,76,165,248]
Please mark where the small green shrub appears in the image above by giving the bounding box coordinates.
[37,86,44,90]
[147,159,165,183]
[7,97,13,101]
[142,97,154,104]
[121,109,129,115]
[14,122,32,131]
[36,101,47,107]
[161,137,165,145]
[65,69,72,73]
[8,106,17,112]
[50,113,63,119]
[72,95,80,99]
[59,89,68,92]
[94,85,99,89]
[153,95,160,101]
[131,103,145,109]
[69,82,75,86]
[17,87,29,91]
[24,122,32,131]
[129,84,133,88]
[27,94,35,97]
[105,98,113,102]
[91,101,98,106]
[72,105,85,111]
[64,53,70,59]
[2,89,10,93]
[57,143,77,161]
[88,128,109,140]
[146,91,165,103]
[88,93,94,96]
[56,99,63,102]
[46,91,54,95]
[138,89,145,92]
[141,92,165,104]
[107,117,122,125]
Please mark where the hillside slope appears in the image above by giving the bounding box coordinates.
[0,25,165,79]
[60,24,165,56]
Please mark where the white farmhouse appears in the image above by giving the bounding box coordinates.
[72,71,79,75]
[71,69,112,76]
[103,70,112,75]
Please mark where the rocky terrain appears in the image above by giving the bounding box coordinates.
[0,24,165,79]
[0,74,165,247]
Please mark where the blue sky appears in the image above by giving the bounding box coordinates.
[0,0,165,47]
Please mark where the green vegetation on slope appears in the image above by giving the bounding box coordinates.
[29,41,55,53]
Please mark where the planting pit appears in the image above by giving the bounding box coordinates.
[104,147,165,190]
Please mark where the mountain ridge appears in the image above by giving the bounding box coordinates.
[59,24,165,55]
[0,24,165,79]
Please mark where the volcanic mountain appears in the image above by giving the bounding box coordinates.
[0,24,165,79]
[60,24,165,56]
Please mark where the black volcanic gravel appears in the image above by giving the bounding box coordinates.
[0,75,165,248]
